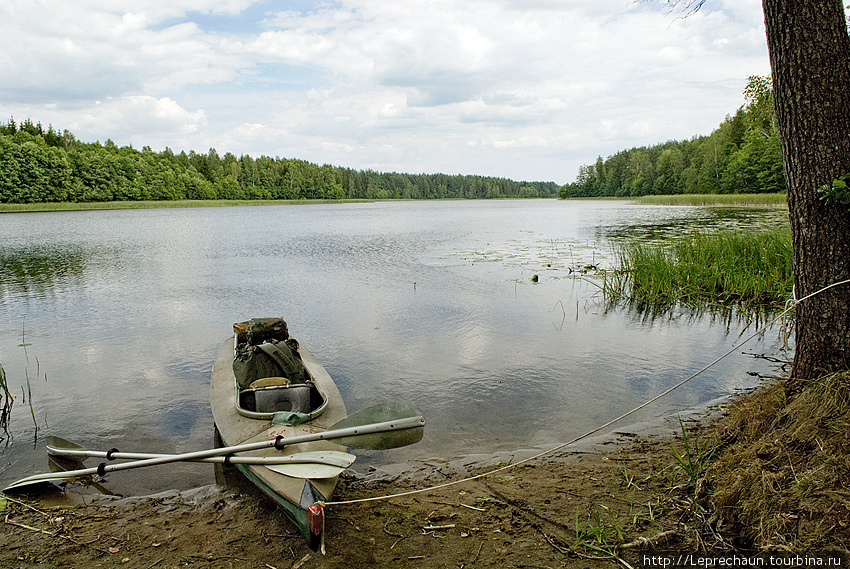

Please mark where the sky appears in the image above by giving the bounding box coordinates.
[0,0,772,184]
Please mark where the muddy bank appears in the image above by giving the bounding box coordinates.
[2,397,848,568]
[0,413,724,568]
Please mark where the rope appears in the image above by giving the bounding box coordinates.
[323,278,850,508]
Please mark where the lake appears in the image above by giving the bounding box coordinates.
[0,199,790,494]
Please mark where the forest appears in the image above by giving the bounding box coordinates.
[560,76,785,198]
[0,120,558,204]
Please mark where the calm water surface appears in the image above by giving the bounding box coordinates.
[0,200,789,494]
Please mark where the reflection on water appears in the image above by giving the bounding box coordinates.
[0,201,790,495]
[0,248,87,301]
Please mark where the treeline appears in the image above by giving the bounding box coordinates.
[0,119,558,204]
[560,76,785,198]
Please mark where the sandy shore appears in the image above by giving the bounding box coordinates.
[0,409,730,569]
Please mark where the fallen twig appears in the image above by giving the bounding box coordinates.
[541,532,571,555]
[422,524,455,531]
[382,522,405,538]
[2,494,52,517]
[618,529,678,549]
[613,552,636,569]
[460,542,485,569]
[382,521,407,548]
[420,498,487,512]
[4,513,111,555]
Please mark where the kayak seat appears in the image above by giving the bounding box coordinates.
[239,384,312,415]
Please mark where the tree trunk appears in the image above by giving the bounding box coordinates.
[761,0,850,391]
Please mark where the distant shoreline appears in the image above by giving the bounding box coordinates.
[0,198,377,213]
[0,193,786,213]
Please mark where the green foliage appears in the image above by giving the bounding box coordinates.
[670,416,715,486]
[573,505,624,552]
[561,76,785,198]
[818,173,850,209]
[0,118,558,204]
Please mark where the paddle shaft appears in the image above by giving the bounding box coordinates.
[48,448,354,468]
[6,415,423,490]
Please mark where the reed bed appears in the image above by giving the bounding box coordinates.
[604,227,794,310]
[633,193,787,207]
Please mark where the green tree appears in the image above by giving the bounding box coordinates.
[720,78,784,193]
[653,147,685,194]
[657,0,850,384]
[762,0,850,384]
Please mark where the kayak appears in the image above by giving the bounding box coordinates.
[210,318,350,550]
[4,316,422,550]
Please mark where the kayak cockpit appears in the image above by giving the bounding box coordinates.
[231,318,329,422]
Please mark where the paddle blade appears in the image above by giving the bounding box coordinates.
[4,478,63,494]
[48,454,86,474]
[46,436,87,454]
[265,451,356,479]
[330,401,425,450]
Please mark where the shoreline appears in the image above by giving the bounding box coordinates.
[0,404,737,569]
[6,377,847,568]
[350,383,755,487]
[0,193,787,214]
[0,388,755,568]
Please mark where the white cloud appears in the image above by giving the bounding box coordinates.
[0,0,771,182]
[63,96,208,146]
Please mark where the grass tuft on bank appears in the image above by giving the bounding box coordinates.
[707,371,850,551]
[603,228,794,310]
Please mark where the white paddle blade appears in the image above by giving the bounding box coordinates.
[266,463,344,479]
[265,451,355,479]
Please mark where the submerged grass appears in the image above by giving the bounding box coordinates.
[603,227,794,311]
[707,372,850,550]
[633,193,787,207]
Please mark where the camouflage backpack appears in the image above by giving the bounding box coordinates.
[233,338,309,389]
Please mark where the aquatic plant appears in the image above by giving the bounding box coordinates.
[0,363,12,439]
[603,227,793,311]
[632,193,787,207]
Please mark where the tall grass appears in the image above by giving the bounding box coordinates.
[604,227,793,310]
[633,193,787,207]
[708,371,850,549]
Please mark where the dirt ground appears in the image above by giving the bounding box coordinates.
[0,417,846,569]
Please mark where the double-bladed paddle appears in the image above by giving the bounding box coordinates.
[4,401,424,492]
[45,437,357,479]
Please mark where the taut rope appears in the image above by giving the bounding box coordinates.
[323,278,850,508]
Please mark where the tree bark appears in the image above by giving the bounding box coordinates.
[761,0,850,390]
